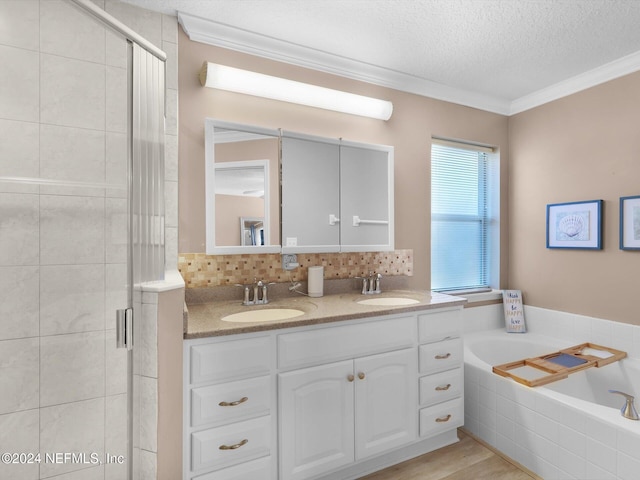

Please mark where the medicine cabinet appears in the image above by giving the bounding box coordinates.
[281,132,394,254]
[205,119,394,255]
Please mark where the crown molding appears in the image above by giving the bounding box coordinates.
[509,50,640,115]
[179,12,640,117]
[179,12,511,115]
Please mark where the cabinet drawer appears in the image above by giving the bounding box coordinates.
[419,398,463,438]
[278,316,415,369]
[419,368,463,406]
[190,336,271,385]
[418,308,462,344]
[191,415,271,473]
[191,375,271,428]
[419,338,462,374]
[193,455,271,480]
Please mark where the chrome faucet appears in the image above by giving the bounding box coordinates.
[236,279,272,305]
[609,390,639,420]
[357,272,382,295]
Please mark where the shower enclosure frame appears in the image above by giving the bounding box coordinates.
[68,2,167,479]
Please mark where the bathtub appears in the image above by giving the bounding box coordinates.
[463,329,640,480]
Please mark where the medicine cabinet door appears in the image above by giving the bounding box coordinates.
[281,133,340,253]
[340,142,394,252]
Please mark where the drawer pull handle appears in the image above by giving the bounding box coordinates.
[219,439,248,450]
[435,414,452,423]
[358,372,366,380]
[435,353,451,360]
[347,374,355,382]
[435,384,451,391]
[219,397,248,407]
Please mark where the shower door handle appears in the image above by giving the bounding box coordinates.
[116,308,134,350]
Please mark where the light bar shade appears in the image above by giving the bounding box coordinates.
[199,62,393,121]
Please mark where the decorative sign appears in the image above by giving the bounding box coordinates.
[502,290,526,333]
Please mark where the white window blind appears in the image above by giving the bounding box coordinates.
[431,141,492,292]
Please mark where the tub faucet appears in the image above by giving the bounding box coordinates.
[609,390,639,420]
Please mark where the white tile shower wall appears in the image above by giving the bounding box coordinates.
[0,2,178,479]
[464,305,640,480]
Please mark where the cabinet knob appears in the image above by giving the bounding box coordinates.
[347,374,355,382]
[358,372,366,380]
[435,384,451,391]
[218,396,248,407]
[219,439,248,450]
[434,353,451,360]
[435,414,452,423]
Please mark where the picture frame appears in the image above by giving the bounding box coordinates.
[619,195,640,250]
[546,199,602,249]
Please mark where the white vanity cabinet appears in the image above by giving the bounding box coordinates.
[183,335,277,480]
[279,348,417,480]
[184,303,464,480]
[417,308,464,438]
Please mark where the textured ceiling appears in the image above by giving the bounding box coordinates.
[123,0,640,113]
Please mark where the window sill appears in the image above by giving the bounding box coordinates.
[454,289,503,304]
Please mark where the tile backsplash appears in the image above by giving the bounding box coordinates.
[178,249,413,288]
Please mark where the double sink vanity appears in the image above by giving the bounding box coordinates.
[184,118,464,479]
[183,289,466,480]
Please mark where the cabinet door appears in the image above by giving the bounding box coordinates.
[278,360,354,480]
[340,142,394,252]
[354,348,417,460]
[281,135,340,253]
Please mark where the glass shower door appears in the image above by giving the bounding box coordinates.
[0,1,131,479]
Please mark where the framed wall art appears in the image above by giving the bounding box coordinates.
[620,195,640,250]
[546,199,602,249]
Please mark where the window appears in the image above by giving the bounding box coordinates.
[430,139,499,292]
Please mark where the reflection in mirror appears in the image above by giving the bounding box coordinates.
[240,217,265,246]
[205,119,281,254]
[214,160,267,247]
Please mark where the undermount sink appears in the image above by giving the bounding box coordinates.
[356,297,421,306]
[221,308,305,323]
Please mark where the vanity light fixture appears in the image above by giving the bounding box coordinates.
[199,62,393,121]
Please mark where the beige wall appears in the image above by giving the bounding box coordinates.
[178,28,510,290]
[509,72,640,325]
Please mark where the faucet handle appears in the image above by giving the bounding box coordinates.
[235,284,251,305]
[609,390,640,420]
[373,273,382,293]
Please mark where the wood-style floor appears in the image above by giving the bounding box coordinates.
[359,430,540,480]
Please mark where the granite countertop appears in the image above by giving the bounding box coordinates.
[184,287,466,339]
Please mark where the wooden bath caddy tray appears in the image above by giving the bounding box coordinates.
[492,343,626,387]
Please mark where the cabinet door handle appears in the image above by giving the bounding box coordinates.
[347,374,355,382]
[218,396,248,407]
[435,384,451,391]
[358,372,366,380]
[219,439,248,450]
[435,353,451,360]
[435,414,452,423]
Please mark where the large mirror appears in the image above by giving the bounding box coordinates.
[205,119,281,254]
